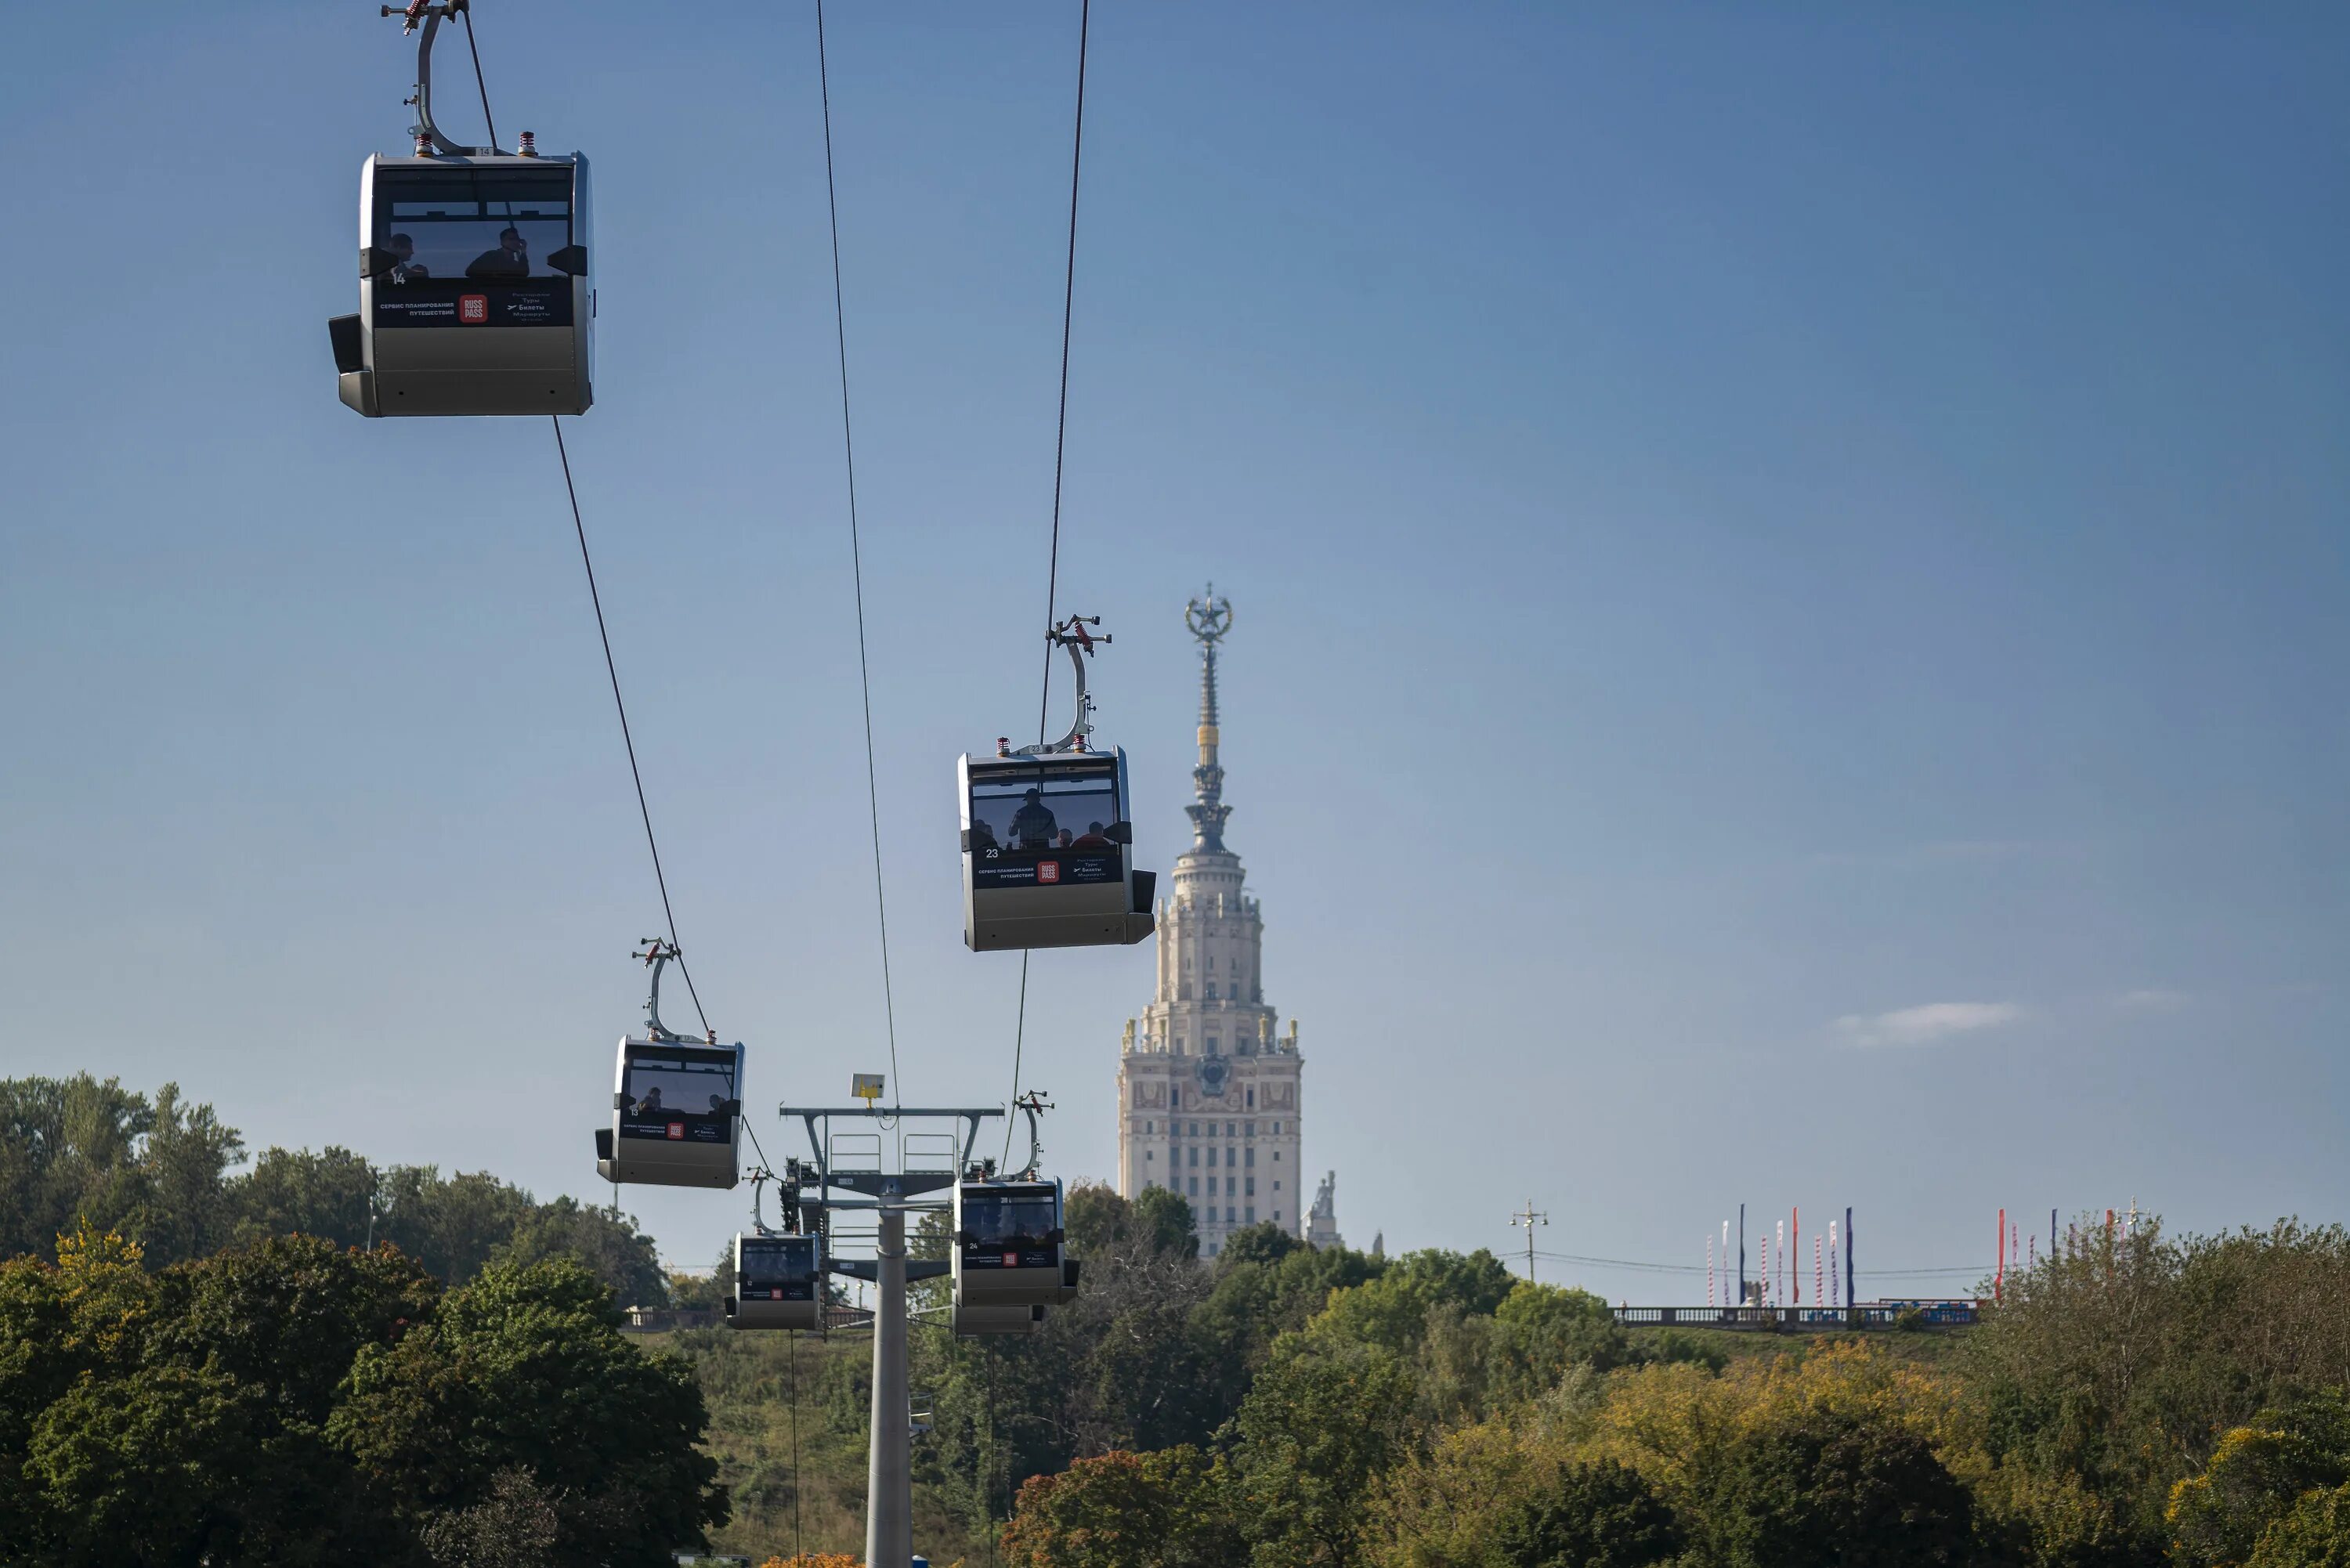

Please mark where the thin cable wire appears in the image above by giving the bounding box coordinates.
[1032,0,1091,748]
[553,420,711,1036]
[1526,1247,1990,1280]
[1007,0,1092,1144]
[458,9,707,1033]
[459,7,501,150]
[815,0,902,1125]
[1000,954,1029,1167]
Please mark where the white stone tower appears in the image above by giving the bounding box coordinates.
[1116,587,1320,1257]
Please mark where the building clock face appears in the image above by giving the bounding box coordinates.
[1195,1054,1231,1099]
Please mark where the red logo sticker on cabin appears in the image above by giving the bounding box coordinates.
[1038,861,1061,884]
[458,294,490,324]
[1002,1252,1018,1267]
[667,1122,685,1140]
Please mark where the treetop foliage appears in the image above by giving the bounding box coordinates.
[975,1206,2350,1568]
[1,1232,726,1565]
[1,1073,668,1304]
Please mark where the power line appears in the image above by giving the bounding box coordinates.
[1524,1247,1989,1281]
[814,0,902,1118]
[1007,0,1092,1140]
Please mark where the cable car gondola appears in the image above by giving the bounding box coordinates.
[960,618,1155,951]
[953,1176,1079,1310]
[328,4,592,416]
[591,943,744,1189]
[727,1234,822,1331]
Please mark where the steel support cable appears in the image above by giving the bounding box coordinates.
[815,0,903,1127]
[460,9,713,1036]
[1006,0,1092,1163]
[554,421,713,1036]
[460,6,500,150]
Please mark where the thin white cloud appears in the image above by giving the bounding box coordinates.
[1835,1002,2023,1048]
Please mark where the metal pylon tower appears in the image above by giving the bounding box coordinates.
[784,1100,1043,1568]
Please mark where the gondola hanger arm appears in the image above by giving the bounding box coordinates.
[1023,616,1110,757]
[633,939,707,1045]
[1012,1089,1053,1178]
[381,0,501,156]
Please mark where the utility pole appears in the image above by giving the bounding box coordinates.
[1509,1199,1549,1283]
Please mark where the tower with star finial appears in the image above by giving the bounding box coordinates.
[1115,586,1321,1255]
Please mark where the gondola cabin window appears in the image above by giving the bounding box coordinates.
[620,1050,736,1143]
[965,758,1127,890]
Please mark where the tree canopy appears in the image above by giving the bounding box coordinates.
[0,1073,667,1305]
[0,1229,725,1565]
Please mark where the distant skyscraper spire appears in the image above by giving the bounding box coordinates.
[1184,584,1235,853]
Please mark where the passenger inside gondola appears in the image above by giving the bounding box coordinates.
[620,1054,736,1124]
[375,168,571,284]
[968,778,1125,862]
[386,233,428,280]
[466,226,531,278]
[1010,787,1057,848]
[967,1192,1059,1248]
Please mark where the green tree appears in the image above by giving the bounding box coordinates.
[0,1074,154,1261]
[1067,1181,1200,1262]
[419,1467,562,1568]
[1231,1334,1418,1568]
[1000,1446,1241,1568]
[234,1143,382,1250]
[134,1082,248,1266]
[24,1360,268,1565]
[1705,1407,1974,1568]
[1490,1282,1634,1396]
[2249,1483,2350,1568]
[2,1232,439,1564]
[1311,1250,1516,1359]
[1962,1217,2350,1552]
[2172,1393,2350,1567]
[374,1166,537,1284]
[0,1075,246,1268]
[494,1194,667,1307]
[1493,1458,1682,1568]
[332,1256,727,1561]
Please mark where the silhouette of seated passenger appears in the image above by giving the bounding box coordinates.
[635,1087,664,1116]
[1071,821,1113,850]
[386,232,429,281]
[466,226,532,278]
[967,819,999,851]
[1008,787,1058,849]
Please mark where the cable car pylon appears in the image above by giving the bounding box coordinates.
[775,1093,1079,1568]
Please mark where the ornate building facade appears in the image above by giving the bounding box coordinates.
[1116,588,1329,1257]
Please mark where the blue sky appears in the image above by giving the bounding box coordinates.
[2,2,2343,1302]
